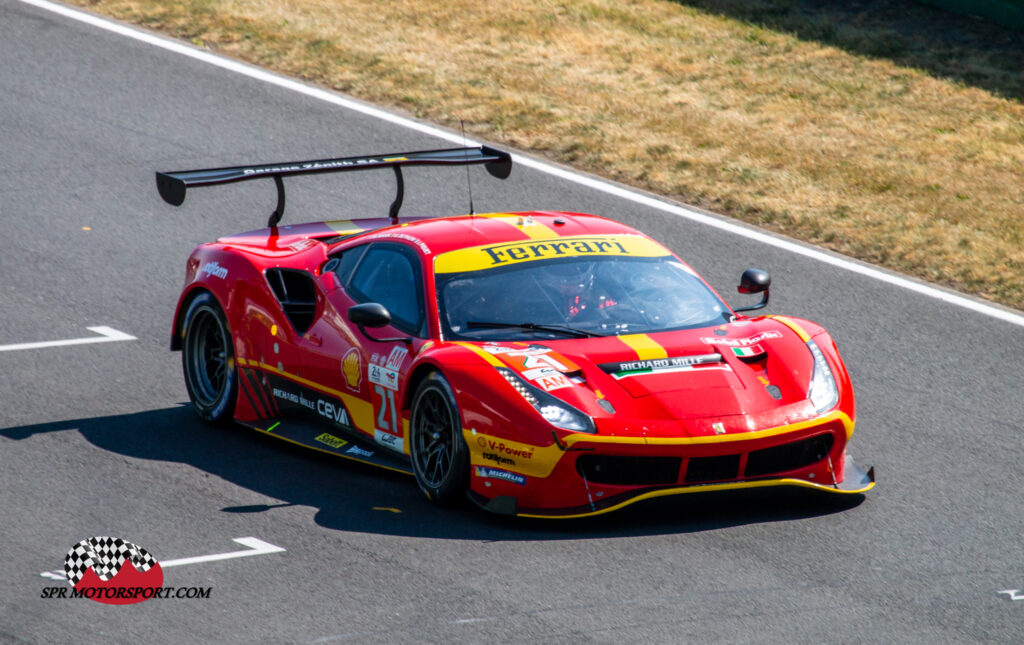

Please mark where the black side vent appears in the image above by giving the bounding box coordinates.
[576,455,681,486]
[265,268,317,334]
[745,433,834,478]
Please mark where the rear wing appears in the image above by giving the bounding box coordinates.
[156,146,512,227]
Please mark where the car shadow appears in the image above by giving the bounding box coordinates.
[1,406,864,540]
[672,0,1023,101]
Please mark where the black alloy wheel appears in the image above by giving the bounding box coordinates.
[181,292,237,423]
[409,373,468,504]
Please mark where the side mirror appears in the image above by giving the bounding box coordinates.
[347,303,412,344]
[733,268,771,313]
[348,302,391,328]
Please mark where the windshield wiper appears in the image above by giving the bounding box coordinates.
[466,321,605,338]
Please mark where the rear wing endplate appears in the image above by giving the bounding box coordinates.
[156,146,512,226]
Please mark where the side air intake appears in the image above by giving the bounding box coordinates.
[265,269,317,334]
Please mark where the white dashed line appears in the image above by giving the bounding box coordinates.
[0,326,135,352]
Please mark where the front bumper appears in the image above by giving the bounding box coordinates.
[464,409,873,518]
[469,452,875,518]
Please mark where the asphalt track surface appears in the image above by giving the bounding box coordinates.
[3,1,1023,642]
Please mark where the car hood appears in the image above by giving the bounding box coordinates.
[475,318,818,434]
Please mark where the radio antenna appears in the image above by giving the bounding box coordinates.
[462,120,475,217]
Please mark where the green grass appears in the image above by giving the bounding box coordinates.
[71,0,1024,308]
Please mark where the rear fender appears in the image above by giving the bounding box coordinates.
[170,246,243,350]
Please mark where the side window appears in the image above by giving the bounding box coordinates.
[331,245,368,285]
[347,244,425,336]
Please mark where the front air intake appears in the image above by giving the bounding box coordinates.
[745,433,834,477]
[576,455,681,486]
[684,454,741,483]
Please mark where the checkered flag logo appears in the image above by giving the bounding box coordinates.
[64,537,158,586]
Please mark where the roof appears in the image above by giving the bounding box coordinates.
[219,211,652,259]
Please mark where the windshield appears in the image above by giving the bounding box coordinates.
[437,256,730,341]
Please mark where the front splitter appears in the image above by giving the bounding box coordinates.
[469,453,875,519]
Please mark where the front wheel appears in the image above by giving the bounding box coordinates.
[409,373,468,505]
[181,291,237,423]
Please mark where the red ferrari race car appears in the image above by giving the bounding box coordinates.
[157,146,874,518]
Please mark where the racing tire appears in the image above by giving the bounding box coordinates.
[409,372,468,505]
[181,291,237,424]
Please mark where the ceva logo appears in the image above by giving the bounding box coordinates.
[63,536,163,605]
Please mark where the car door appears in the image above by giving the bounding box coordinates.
[317,241,429,454]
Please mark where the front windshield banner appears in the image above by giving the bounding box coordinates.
[433,234,671,274]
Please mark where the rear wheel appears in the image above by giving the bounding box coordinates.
[409,373,468,504]
[181,292,236,423]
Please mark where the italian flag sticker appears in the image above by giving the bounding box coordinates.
[731,344,765,358]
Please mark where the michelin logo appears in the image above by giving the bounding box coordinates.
[346,445,374,458]
[474,466,526,486]
[201,262,228,279]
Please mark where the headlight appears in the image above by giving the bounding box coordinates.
[806,339,838,413]
[496,367,596,433]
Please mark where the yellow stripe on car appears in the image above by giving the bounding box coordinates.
[450,342,505,367]
[482,213,560,239]
[617,333,668,360]
[769,315,812,342]
[250,360,375,433]
[325,219,369,236]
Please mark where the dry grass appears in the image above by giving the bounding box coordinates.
[72,0,1024,307]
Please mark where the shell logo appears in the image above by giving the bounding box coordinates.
[342,348,361,391]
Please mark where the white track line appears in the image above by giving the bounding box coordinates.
[19,0,1024,328]
[156,536,285,568]
[0,326,135,352]
[40,537,285,579]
